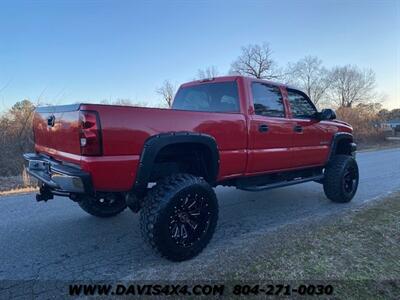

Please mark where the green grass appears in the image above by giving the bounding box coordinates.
[207,192,400,299]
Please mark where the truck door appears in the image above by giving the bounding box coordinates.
[247,82,294,174]
[285,88,330,168]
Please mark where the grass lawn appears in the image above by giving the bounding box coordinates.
[208,192,400,299]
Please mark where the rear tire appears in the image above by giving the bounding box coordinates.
[78,193,127,218]
[323,155,359,203]
[140,173,218,261]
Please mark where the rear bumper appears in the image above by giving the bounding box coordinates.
[23,153,92,194]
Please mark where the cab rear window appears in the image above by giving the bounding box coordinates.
[172,81,240,113]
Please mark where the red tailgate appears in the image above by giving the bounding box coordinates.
[33,104,82,164]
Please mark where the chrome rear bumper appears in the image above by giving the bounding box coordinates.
[23,153,92,194]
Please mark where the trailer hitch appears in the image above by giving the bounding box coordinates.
[36,185,54,202]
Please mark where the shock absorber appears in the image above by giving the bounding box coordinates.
[125,192,142,213]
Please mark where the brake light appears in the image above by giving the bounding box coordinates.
[79,110,102,156]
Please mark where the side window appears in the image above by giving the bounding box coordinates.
[287,89,317,119]
[251,83,285,117]
[172,81,239,113]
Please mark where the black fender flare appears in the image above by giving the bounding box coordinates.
[327,132,356,163]
[133,132,220,193]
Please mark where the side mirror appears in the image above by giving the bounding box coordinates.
[319,108,336,120]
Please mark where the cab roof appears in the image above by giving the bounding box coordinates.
[180,75,294,89]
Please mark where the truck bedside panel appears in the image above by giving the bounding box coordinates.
[81,155,140,191]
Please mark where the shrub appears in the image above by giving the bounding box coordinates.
[336,104,385,144]
[0,100,35,176]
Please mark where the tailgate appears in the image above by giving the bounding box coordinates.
[34,104,82,162]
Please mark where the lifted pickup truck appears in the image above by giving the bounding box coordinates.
[24,76,358,261]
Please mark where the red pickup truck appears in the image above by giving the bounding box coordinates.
[24,75,358,261]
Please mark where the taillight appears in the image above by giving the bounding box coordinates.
[79,110,102,156]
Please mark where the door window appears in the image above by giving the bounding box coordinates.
[251,83,285,118]
[287,89,317,119]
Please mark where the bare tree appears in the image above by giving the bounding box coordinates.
[285,56,330,106]
[8,100,36,152]
[156,80,176,108]
[0,79,11,95]
[113,99,149,107]
[0,80,12,111]
[0,99,36,176]
[328,65,377,108]
[100,98,146,106]
[230,43,281,79]
[196,66,219,80]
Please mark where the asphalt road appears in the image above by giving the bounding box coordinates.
[1,149,399,285]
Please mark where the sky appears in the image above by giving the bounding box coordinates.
[0,0,399,110]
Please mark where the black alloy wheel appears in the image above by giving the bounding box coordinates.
[140,173,218,261]
[323,155,359,203]
[78,193,127,217]
[168,189,213,248]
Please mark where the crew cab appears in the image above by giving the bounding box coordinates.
[24,76,358,261]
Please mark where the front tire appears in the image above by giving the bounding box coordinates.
[78,193,127,218]
[323,155,359,203]
[140,173,218,261]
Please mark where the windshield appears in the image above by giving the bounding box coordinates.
[172,81,240,113]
